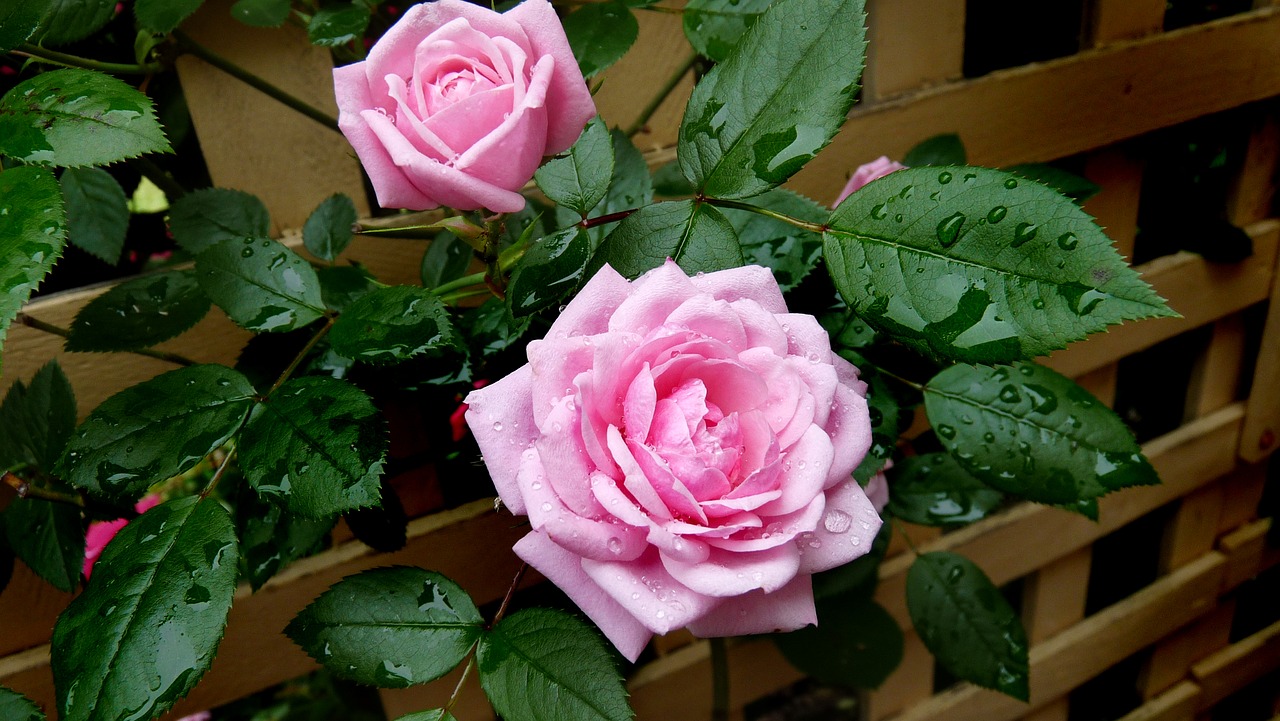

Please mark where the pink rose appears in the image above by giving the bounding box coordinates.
[333,0,595,213]
[465,262,880,660]
[864,460,891,514]
[833,156,907,207]
[83,494,161,578]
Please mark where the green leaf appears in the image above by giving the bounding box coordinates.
[536,118,614,216]
[652,161,695,197]
[0,359,77,473]
[886,453,1005,526]
[1006,163,1100,204]
[1058,497,1099,520]
[478,608,632,721]
[562,1,638,77]
[286,567,483,687]
[906,552,1029,701]
[303,194,357,262]
[568,129,655,246]
[395,712,457,721]
[51,496,238,721]
[903,133,966,167]
[507,227,591,317]
[230,0,290,27]
[0,69,170,167]
[237,488,333,591]
[721,188,824,292]
[33,0,113,46]
[823,166,1176,363]
[678,0,865,198]
[774,597,903,689]
[330,286,460,364]
[168,187,271,254]
[464,298,530,358]
[819,302,878,350]
[0,166,67,376]
[591,200,742,278]
[5,497,83,592]
[854,368,907,484]
[308,3,370,46]
[196,237,325,333]
[56,365,256,500]
[239,377,386,517]
[0,0,52,52]
[0,686,45,721]
[924,361,1159,505]
[60,167,128,264]
[420,233,472,290]
[317,265,378,313]
[135,0,204,33]
[66,270,211,352]
[683,0,773,61]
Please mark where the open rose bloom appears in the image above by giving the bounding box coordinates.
[333,0,595,212]
[466,262,882,660]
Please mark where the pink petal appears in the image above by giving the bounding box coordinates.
[685,577,817,637]
[825,382,872,487]
[514,532,652,661]
[592,472,655,527]
[778,313,833,366]
[679,359,768,417]
[796,479,882,574]
[451,57,554,189]
[833,156,907,208]
[581,548,718,635]
[664,295,749,350]
[465,365,539,514]
[623,363,658,442]
[730,299,789,355]
[689,265,788,314]
[543,263,632,338]
[535,396,600,515]
[503,0,596,152]
[757,425,833,516]
[609,261,698,332]
[518,452,646,562]
[526,335,594,427]
[607,426,672,520]
[662,545,800,597]
[626,437,707,524]
[705,495,824,552]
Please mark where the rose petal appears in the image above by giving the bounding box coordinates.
[609,261,699,335]
[535,396,600,515]
[465,365,538,514]
[623,363,658,442]
[796,479,882,574]
[824,381,872,487]
[626,437,707,524]
[647,523,711,564]
[502,0,596,152]
[543,263,632,338]
[519,449,645,561]
[690,265,788,314]
[778,313,834,366]
[685,577,817,637]
[662,545,800,597]
[757,425,834,516]
[451,56,554,189]
[581,548,718,634]
[665,295,749,350]
[592,472,654,527]
[730,299,789,355]
[514,532,652,661]
[607,426,673,520]
[705,494,824,552]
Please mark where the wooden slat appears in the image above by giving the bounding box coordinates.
[1043,220,1280,380]
[1159,485,1226,573]
[1184,315,1248,420]
[175,0,369,232]
[1190,618,1280,709]
[593,7,694,151]
[1220,517,1280,589]
[887,552,1226,721]
[1227,103,1280,226]
[628,636,803,720]
[866,631,934,721]
[1140,601,1235,699]
[1020,549,1092,721]
[1088,0,1167,45]
[1118,681,1202,721]
[863,0,965,100]
[788,8,1280,202]
[1217,461,1267,534]
[1240,219,1280,462]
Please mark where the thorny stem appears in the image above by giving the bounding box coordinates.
[443,655,476,718]
[14,43,164,75]
[873,366,925,392]
[3,471,84,507]
[703,197,828,234]
[442,563,527,717]
[710,636,730,721]
[892,518,922,556]
[267,316,336,396]
[492,562,529,627]
[625,50,698,138]
[16,313,197,367]
[173,30,341,133]
[198,446,237,499]
[580,207,639,229]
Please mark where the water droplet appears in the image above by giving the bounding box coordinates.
[607,537,623,554]
[936,212,966,248]
[823,509,853,534]
[1056,232,1079,250]
[899,184,914,199]
[540,502,553,512]
[947,565,965,582]
[936,424,956,439]
[986,206,1008,224]
[938,171,953,184]
[1012,222,1038,248]
[983,432,996,442]
[241,247,254,258]
[871,203,888,220]
[492,421,503,432]
[999,385,1021,403]
[1003,178,1018,189]
[1032,298,1046,309]
[531,481,542,490]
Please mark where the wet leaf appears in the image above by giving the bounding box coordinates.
[536,118,614,216]
[465,298,530,358]
[303,194,357,262]
[286,567,483,687]
[196,237,325,333]
[168,187,271,254]
[330,286,460,364]
[67,270,211,352]
[237,488,333,591]
[51,496,238,721]
[683,0,773,61]
[308,2,369,46]
[56,365,256,501]
[774,597,903,689]
[903,133,966,167]
[853,368,907,484]
[887,453,1005,526]
[678,0,865,198]
[0,359,77,473]
[591,199,741,278]
[230,0,290,27]
[420,233,472,290]
[507,227,591,317]
[33,0,113,46]
[906,552,1029,701]
[478,608,632,721]
[721,188,825,292]
[0,166,66,376]
[239,377,386,518]
[0,69,170,167]
[0,686,45,721]
[394,711,457,721]
[563,1,637,77]
[924,362,1160,505]
[824,166,1176,363]
[343,476,406,552]
[4,497,84,592]
[60,167,129,264]
[0,0,52,52]
[1006,163,1099,204]
[135,0,204,32]
[317,265,378,313]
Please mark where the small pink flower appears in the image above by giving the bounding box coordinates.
[864,459,892,513]
[466,262,878,660]
[833,156,907,207]
[83,494,162,578]
[333,0,596,213]
[175,713,211,721]
[450,379,489,442]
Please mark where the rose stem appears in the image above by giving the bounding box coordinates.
[198,446,238,499]
[492,562,529,627]
[172,30,341,133]
[267,316,336,396]
[892,518,923,556]
[16,313,198,368]
[442,654,476,718]
[703,197,828,234]
[870,365,925,392]
[3,472,85,507]
[625,50,698,139]
[710,636,731,721]
[12,43,163,75]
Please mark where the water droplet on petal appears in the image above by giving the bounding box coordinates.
[823,509,853,534]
